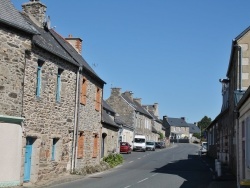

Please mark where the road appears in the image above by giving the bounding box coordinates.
[50,143,214,188]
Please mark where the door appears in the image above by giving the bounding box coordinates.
[24,138,33,182]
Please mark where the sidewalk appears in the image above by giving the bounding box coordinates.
[200,154,237,188]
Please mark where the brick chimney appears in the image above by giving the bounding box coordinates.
[65,34,83,55]
[22,0,47,28]
[181,117,186,121]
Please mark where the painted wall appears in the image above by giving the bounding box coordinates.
[0,123,22,187]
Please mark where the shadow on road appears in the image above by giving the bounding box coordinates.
[152,154,213,188]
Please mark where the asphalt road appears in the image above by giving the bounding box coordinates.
[50,143,214,188]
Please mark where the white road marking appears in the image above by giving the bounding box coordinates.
[124,186,131,188]
[129,161,134,163]
[137,178,148,183]
[138,158,141,159]
[151,173,158,177]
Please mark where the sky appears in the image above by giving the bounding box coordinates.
[11,0,250,123]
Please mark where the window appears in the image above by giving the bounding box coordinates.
[36,60,44,97]
[77,133,84,159]
[95,87,101,111]
[52,138,58,161]
[93,134,99,158]
[56,68,63,102]
[80,77,88,105]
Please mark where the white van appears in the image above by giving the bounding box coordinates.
[133,135,146,152]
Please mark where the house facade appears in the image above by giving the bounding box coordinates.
[106,88,159,144]
[206,25,250,178]
[101,100,120,157]
[0,0,105,186]
[163,116,189,142]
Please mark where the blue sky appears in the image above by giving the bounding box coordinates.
[11,0,250,123]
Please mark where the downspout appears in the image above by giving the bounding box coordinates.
[71,67,81,173]
[237,45,242,90]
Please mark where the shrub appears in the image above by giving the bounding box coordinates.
[103,153,123,168]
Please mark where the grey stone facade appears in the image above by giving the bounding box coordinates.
[76,73,103,168]
[106,88,158,141]
[0,0,105,186]
[22,46,78,183]
[0,26,32,117]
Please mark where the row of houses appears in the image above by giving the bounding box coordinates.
[0,0,171,187]
[0,0,203,187]
[206,24,250,186]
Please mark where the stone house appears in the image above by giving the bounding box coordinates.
[101,100,121,157]
[143,103,164,141]
[235,85,250,186]
[0,0,39,187]
[0,0,105,186]
[206,25,250,177]
[163,116,190,142]
[106,88,158,143]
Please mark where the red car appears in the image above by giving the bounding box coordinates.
[120,142,132,154]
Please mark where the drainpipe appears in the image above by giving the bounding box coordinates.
[235,44,242,90]
[71,67,81,173]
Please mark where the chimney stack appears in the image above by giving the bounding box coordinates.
[22,0,47,28]
[123,91,133,100]
[65,34,83,55]
[111,88,121,96]
[134,98,142,105]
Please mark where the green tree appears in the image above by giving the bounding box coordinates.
[198,116,212,141]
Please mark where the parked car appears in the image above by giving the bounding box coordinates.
[120,142,132,154]
[155,141,166,149]
[146,141,156,151]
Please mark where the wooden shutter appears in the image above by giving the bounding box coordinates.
[95,87,101,111]
[77,133,84,158]
[93,134,98,158]
[80,77,87,105]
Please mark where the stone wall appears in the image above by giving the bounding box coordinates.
[0,26,32,117]
[102,124,119,156]
[76,73,103,168]
[22,46,78,182]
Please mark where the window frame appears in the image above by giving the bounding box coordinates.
[56,68,63,102]
[80,77,88,105]
[95,87,101,111]
[51,138,59,161]
[77,132,84,159]
[36,60,44,97]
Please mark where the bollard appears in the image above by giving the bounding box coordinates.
[216,161,221,177]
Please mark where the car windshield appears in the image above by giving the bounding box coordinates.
[135,138,145,143]
[121,142,128,146]
[146,142,154,145]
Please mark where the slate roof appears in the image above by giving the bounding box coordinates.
[133,100,153,119]
[115,116,134,131]
[167,117,189,127]
[102,110,120,128]
[103,100,115,114]
[0,0,38,34]
[146,108,161,123]
[50,29,105,84]
[121,94,152,118]
[22,15,78,66]
[188,123,200,134]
